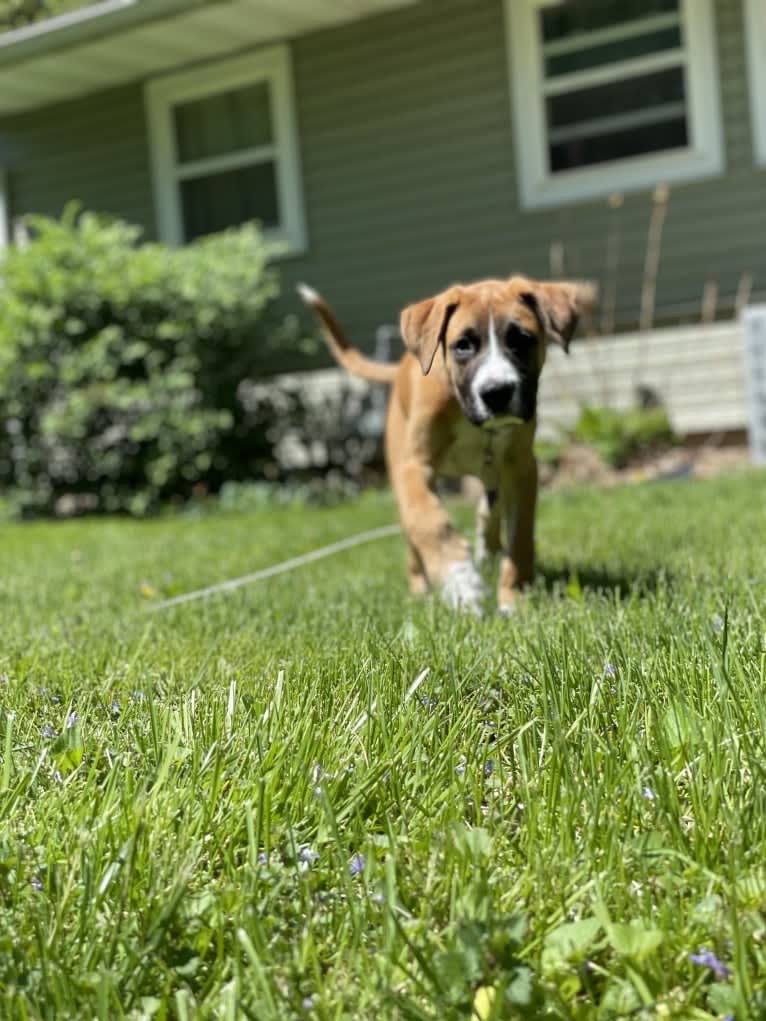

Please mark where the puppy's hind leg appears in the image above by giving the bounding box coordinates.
[475,488,501,565]
[497,460,537,615]
[406,542,429,596]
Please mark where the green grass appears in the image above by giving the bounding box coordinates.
[1,472,765,1020]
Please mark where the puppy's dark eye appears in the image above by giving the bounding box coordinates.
[505,325,535,350]
[451,334,478,361]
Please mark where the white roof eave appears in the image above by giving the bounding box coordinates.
[0,0,216,64]
[0,0,417,116]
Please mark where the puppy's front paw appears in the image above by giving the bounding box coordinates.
[497,600,517,617]
[442,561,486,616]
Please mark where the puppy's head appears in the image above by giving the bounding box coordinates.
[400,275,596,428]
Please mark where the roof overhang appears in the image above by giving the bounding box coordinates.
[0,0,418,116]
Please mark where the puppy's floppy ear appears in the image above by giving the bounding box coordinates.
[400,289,460,375]
[521,280,597,353]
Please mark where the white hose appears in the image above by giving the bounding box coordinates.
[146,523,401,612]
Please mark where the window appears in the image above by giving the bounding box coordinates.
[146,47,306,253]
[505,0,724,208]
[745,0,766,165]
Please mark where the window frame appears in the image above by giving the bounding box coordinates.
[145,45,307,254]
[0,168,8,253]
[504,0,724,209]
[744,0,766,166]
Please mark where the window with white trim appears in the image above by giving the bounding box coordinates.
[146,46,306,252]
[505,0,724,208]
[744,0,766,166]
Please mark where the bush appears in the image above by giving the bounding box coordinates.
[0,206,307,515]
[238,368,387,482]
[570,405,675,468]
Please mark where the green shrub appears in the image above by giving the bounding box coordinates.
[570,405,675,468]
[0,206,305,515]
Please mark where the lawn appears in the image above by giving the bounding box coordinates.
[1,471,765,1020]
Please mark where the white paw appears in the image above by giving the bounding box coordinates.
[442,561,486,615]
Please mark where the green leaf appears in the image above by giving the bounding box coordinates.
[607,919,663,961]
[504,965,536,1006]
[600,978,643,1015]
[433,948,481,1004]
[662,702,703,750]
[51,723,84,774]
[453,824,493,862]
[542,917,602,971]
[707,982,738,1015]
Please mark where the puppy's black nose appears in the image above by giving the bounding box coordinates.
[480,382,515,415]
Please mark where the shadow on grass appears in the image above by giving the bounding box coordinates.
[537,561,669,600]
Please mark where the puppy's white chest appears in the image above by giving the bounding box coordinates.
[437,418,516,478]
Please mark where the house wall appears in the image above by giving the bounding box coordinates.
[0,85,154,233]
[536,321,749,440]
[0,0,764,362]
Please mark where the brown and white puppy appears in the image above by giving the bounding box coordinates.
[298,276,595,614]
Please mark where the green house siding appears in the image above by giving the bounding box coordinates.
[286,0,762,335]
[1,0,764,353]
[0,84,154,234]
[285,0,518,346]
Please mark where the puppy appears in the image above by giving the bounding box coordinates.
[298,276,595,613]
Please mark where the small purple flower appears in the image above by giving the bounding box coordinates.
[53,769,63,784]
[110,699,121,717]
[41,725,57,739]
[642,786,655,801]
[690,949,732,981]
[603,663,617,677]
[301,997,314,1011]
[258,852,268,866]
[712,615,725,634]
[66,712,79,729]
[350,853,366,876]
[299,846,319,865]
[31,876,43,891]
[484,759,495,777]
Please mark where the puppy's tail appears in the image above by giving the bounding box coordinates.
[298,284,399,385]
